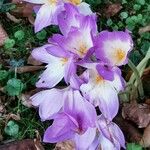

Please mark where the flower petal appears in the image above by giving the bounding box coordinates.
[63,89,97,131]
[43,113,75,143]
[32,45,57,64]
[34,4,58,32]
[95,31,133,66]
[31,89,64,120]
[36,61,65,88]
[74,127,96,149]
[77,2,93,15]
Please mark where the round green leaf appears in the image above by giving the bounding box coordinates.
[4,120,19,137]
[5,78,24,96]
[14,30,25,40]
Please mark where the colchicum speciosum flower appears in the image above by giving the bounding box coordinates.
[27,0,133,149]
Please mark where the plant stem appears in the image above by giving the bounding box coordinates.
[128,59,144,99]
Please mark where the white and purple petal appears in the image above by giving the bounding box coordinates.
[31,88,64,120]
[95,31,133,66]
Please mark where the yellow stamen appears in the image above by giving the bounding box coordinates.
[115,48,126,63]
[78,43,87,57]
[68,0,81,5]
[49,0,57,4]
[95,75,104,84]
[61,58,68,65]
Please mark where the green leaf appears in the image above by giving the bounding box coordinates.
[36,29,47,40]
[127,143,143,150]
[141,41,150,55]
[106,19,113,26]
[136,0,145,5]
[0,70,9,81]
[133,4,141,11]
[4,120,19,137]
[14,30,25,40]
[129,50,143,65]
[122,0,127,4]
[120,12,128,19]
[5,78,24,96]
[4,38,15,49]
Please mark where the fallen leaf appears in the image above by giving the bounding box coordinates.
[54,140,75,150]
[0,139,44,150]
[8,66,44,73]
[6,113,21,121]
[11,1,35,24]
[115,116,142,143]
[140,124,150,147]
[6,12,21,23]
[139,24,150,34]
[0,24,8,46]
[0,130,3,142]
[122,102,150,128]
[20,93,32,108]
[27,55,43,66]
[104,3,122,18]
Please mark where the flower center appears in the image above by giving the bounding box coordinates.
[68,0,81,5]
[78,43,87,57]
[48,0,57,4]
[95,75,104,84]
[61,58,68,65]
[115,48,126,63]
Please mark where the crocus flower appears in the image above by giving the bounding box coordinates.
[31,88,64,121]
[47,15,97,61]
[95,31,133,66]
[58,3,97,36]
[98,115,125,150]
[32,44,76,88]
[24,0,64,32]
[43,89,97,149]
[80,63,124,120]
[63,0,93,15]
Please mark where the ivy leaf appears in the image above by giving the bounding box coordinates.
[5,78,24,96]
[0,70,9,81]
[4,120,19,137]
[129,50,143,65]
[120,12,128,19]
[127,143,142,150]
[14,30,25,40]
[36,29,47,40]
[136,0,145,5]
[4,38,15,49]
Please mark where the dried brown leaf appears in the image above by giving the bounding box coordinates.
[139,24,150,34]
[0,139,44,150]
[0,24,8,46]
[20,93,32,108]
[140,124,150,147]
[8,66,44,73]
[27,55,43,66]
[122,102,150,128]
[104,3,122,18]
[54,140,75,150]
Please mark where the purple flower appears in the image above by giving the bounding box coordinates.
[47,15,97,59]
[98,115,125,149]
[31,88,65,121]
[95,31,133,66]
[58,3,96,36]
[23,0,64,32]
[43,89,97,149]
[64,0,93,15]
[32,44,76,88]
[80,63,124,120]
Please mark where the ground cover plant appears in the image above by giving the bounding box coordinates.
[0,0,150,150]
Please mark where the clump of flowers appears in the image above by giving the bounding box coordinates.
[24,0,133,149]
